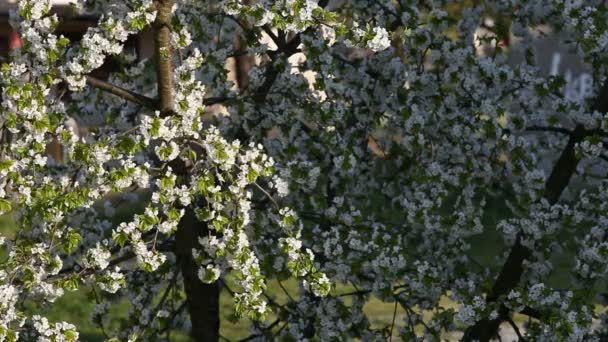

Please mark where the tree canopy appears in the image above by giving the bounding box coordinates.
[2,0,608,341]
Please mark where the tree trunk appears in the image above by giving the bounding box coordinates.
[153,1,220,340]
[175,208,220,342]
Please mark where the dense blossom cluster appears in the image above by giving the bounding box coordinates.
[2,0,608,340]
[62,0,157,90]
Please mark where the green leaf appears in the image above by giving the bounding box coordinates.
[64,330,78,341]
[167,207,182,221]
[0,199,12,214]
[63,231,81,254]
[0,159,13,170]
[113,231,129,247]
[247,168,258,182]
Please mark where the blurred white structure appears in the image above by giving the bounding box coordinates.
[0,0,75,12]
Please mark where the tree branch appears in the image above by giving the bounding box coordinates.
[462,78,608,341]
[158,301,187,336]
[249,0,331,104]
[204,96,229,106]
[154,0,175,117]
[86,75,158,110]
[520,306,541,319]
[47,237,174,282]
[506,317,525,341]
[252,33,302,103]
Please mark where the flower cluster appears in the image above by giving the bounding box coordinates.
[61,0,156,90]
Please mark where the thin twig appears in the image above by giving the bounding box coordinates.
[204,96,230,106]
[389,300,398,341]
[278,280,295,302]
[158,301,187,336]
[506,317,525,341]
[253,182,279,209]
[138,271,179,338]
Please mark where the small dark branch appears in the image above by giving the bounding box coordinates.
[252,64,280,103]
[158,301,187,335]
[262,25,279,44]
[86,76,158,109]
[543,124,586,204]
[224,14,253,38]
[389,300,398,341]
[525,126,572,135]
[267,48,302,60]
[48,238,173,281]
[278,280,296,303]
[152,271,179,317]
[139,270,180,337]
[227,49,250,58]
[337,289,371,297]
[277,30,286,47]
[487,234,532,303]
[506,317,525,341]
[253,34,302,103]
[204,96,229,106]
[520,306,541,319]
[49,252,136,281]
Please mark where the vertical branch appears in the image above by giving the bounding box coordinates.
[152,1,220,341]
[154,0,175,116]
[175,208,220,342]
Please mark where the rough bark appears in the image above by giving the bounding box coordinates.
[175,207,220,342]
[153,1,220,341]
[154,0,174,116]
[462,80,608,341]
